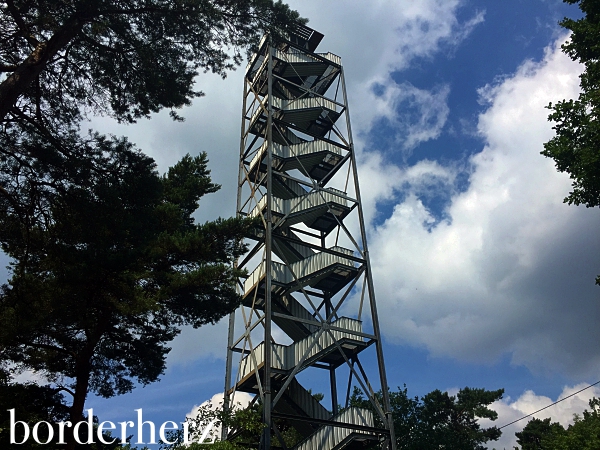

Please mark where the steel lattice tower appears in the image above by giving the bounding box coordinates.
[223,25,396,450]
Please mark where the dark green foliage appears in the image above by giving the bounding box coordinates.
[351,385,503,450]
[515,398,600,450]
[0,370,68,448]
[543,0,600,285]
[158,400,266,450]
[0,2,302,448]
[0,0,305,125]
[0,373,125,448]
[543,0,600,284]
[516,417,564,450]
[0,134,254,448]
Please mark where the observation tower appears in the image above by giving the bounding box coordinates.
[223,24,396,450]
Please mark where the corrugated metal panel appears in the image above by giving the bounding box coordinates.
[244,260,293,295]
[294,407,374,450]
[279,296,319,334]
[250,95,339,121]
[289,317,363,367]
[288,378,331,421]
[238,317,363,379]
[275,48,340,66]
[287,140,342,158]
[272,95,339,115]
[245,34,268,74]
[319,52,341,66]
[250,189,349,224]
[239,341,264,380]
[291,246,355,280]
[272,295,318,341]
[284,237,314,260]
[244,245,355,296]
[248,140,343,182]
[289,188,348,213]
[239,342,288,380]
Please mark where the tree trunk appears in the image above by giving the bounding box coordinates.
[65,350,93,450]
[0,18,85,123]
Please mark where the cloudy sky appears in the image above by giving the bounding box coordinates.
[81,1,600,448]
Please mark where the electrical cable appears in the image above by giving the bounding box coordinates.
[498,380,600,429]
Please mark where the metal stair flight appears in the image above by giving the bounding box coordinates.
[225,23,396,450]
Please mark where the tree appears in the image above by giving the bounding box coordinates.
[0,137,254,450]
[158,398,265,450]
[0,368,69,448]
[515,398,600,450]
[350,385,504,450]
[543,0,600,209]
[542,0,600,284]
[0,0,304,215]
[515,417,563,450]
[0,2,303,448]
[0,0,304,125]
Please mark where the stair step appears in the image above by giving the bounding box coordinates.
[248,140,344,183]
[294,407,376,450]
[243,247,358,299]
[250,188,351,233]
[236,317,364,386]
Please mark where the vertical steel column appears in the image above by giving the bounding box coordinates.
[261,38,274,450]
[340,67,397,450]
[222,74,250,442]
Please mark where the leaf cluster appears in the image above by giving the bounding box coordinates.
[0,138,254,400]
[543,0,600,210]
[0,0,305,125]
[350,385,504,450]
[158,400,265,450]
[515,397,600,450]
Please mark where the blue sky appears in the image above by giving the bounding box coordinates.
[7,1,600,449]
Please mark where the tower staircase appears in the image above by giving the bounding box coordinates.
[225,24,396,450]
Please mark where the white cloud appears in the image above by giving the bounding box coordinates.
[186,391,253,420]
[88,0,481,224]
[11,369,50,385]
[286,0,483,151]
[482,383,600,449]
[367,81,451,151]
[357,151,458,227]
[185,391,253,443]
[111,0,481,365]
[290,0,476,76]
[367,35,600,377]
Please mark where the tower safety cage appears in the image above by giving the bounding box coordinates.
[223,24,397,450]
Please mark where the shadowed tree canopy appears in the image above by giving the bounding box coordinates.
[350,385,504,450]
[0,2,302,448]
[515,398,600,449]
[0,135,254,449]
[0,0,304,126]
[515,417,564,450]
[543,0,600,209]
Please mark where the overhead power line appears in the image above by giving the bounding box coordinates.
[498,380,600,430]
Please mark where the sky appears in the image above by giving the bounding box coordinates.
[6,0,600,449]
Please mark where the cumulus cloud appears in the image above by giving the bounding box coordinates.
[482,383,600,449]
[89,0,479,221]
[186,391,253,421]
[366,35,600,377]
[358,151,458,227]
[185,391,253,443]
[367,81,451,151]
[286,1,484,149]
[107,0,479,365]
